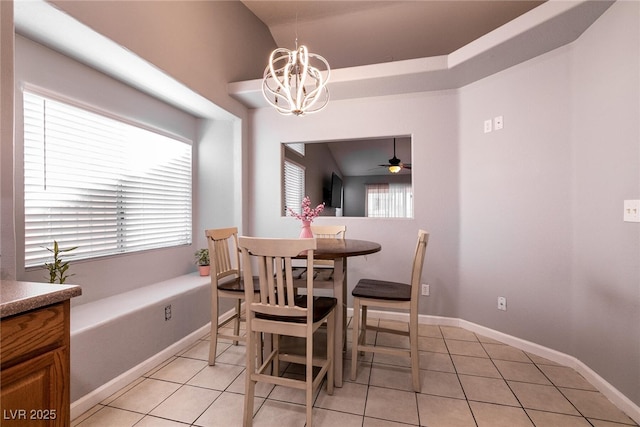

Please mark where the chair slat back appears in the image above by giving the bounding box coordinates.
[310,225,346,239]
[410,230,430,300]
[239,237,316,320]
[205,227,240,283]
[310,225,346,266]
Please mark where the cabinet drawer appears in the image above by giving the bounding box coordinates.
[1,304,65,368]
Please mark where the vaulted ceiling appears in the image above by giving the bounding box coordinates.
[242,1,545,69]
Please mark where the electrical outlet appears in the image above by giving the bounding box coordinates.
[165,305,172,321]
[421,283,430,296]
[497,297,507,311]
[624,200,640,222]
[484,119,492,133]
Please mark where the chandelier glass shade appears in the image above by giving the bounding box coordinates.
[262,44,330,116]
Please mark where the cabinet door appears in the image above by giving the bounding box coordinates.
[1,348,67,426]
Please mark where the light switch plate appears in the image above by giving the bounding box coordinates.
[624,200,640,222]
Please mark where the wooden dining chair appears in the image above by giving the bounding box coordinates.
[238,236,336,427]
[350,229,429,392]
[293,225,346,286]
[205,227,259,366]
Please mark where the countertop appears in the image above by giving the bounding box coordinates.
[0,279,82,318]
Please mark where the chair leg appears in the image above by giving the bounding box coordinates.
[233,299,242,346]
[410,310,420,392]
[209,296,219,366]
[326,312,335,395]
[306,328,314,427]
[359,305,368,356]
[243,330,256,427]
[350,297,360,381]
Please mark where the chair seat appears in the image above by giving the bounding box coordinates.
[256,296,337,324]
[352,278,411,301]
[218,276,261,292]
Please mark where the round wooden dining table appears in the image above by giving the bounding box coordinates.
[297,238,381,387]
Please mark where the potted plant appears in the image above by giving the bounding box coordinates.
[44,240,78,284]
[195,248,210,276]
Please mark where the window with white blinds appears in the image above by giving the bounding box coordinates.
[23,90,192,267]
[284,159,305,216]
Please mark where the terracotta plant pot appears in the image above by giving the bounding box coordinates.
[199,265,210,277]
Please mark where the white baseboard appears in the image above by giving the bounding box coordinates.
[346,308,640,424]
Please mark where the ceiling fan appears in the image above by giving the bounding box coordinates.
[379,138,411,173]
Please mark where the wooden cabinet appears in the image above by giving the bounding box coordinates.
[1,301,70,426]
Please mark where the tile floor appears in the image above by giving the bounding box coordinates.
[72,318,638,427]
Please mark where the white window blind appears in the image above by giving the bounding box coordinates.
[23,90,192,267]
[365,183,413,218]
[284,159,305,216]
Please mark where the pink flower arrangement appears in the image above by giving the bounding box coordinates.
[288,196,325,222]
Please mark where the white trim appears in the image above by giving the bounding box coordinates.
[346,308,640,424]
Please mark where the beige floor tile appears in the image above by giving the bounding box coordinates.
[378,319,409,332]
[71,405,104,426]
[418,336,448,353]
[537,364,597,390]
[252,399,307,427]
[136,415,193,426]
[493,359,551,384]
[314,380,368,415]
[476,334,505,345]
[195,391,263,427]
[108,378,182,413]
[441,326,478,342]
[419,370,465,399]
[469,401,534,427]
[481,343,530,362]
[458,374,519,406]
[376,331,410,349]
[509,381,579,415]
[363,417,419,426]
[215,344,247,365]
[418,324,443,338]
[589,419,640,427]
[150,357,208,383]
[526,352,562,366]
[75,406,144,426]
[370,363,416,392]
[100,377,145,405]
[526,409,593,427]
[445,340,489,358]
[267,380,323,405]
[187,363,245,391]
[149,384,221,424]
[451,354,501,378]
[313,407,364,427]
[416,394,476,427]
[344,359,373,384]
[143,356,177,378]
[419,351,456,373]
[180,339,212,360]
[560,388,636,424]
[227,369,276,397]
[364,386,419,425]
[373,351,412,367]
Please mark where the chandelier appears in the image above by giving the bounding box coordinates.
[262,41,330,116]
